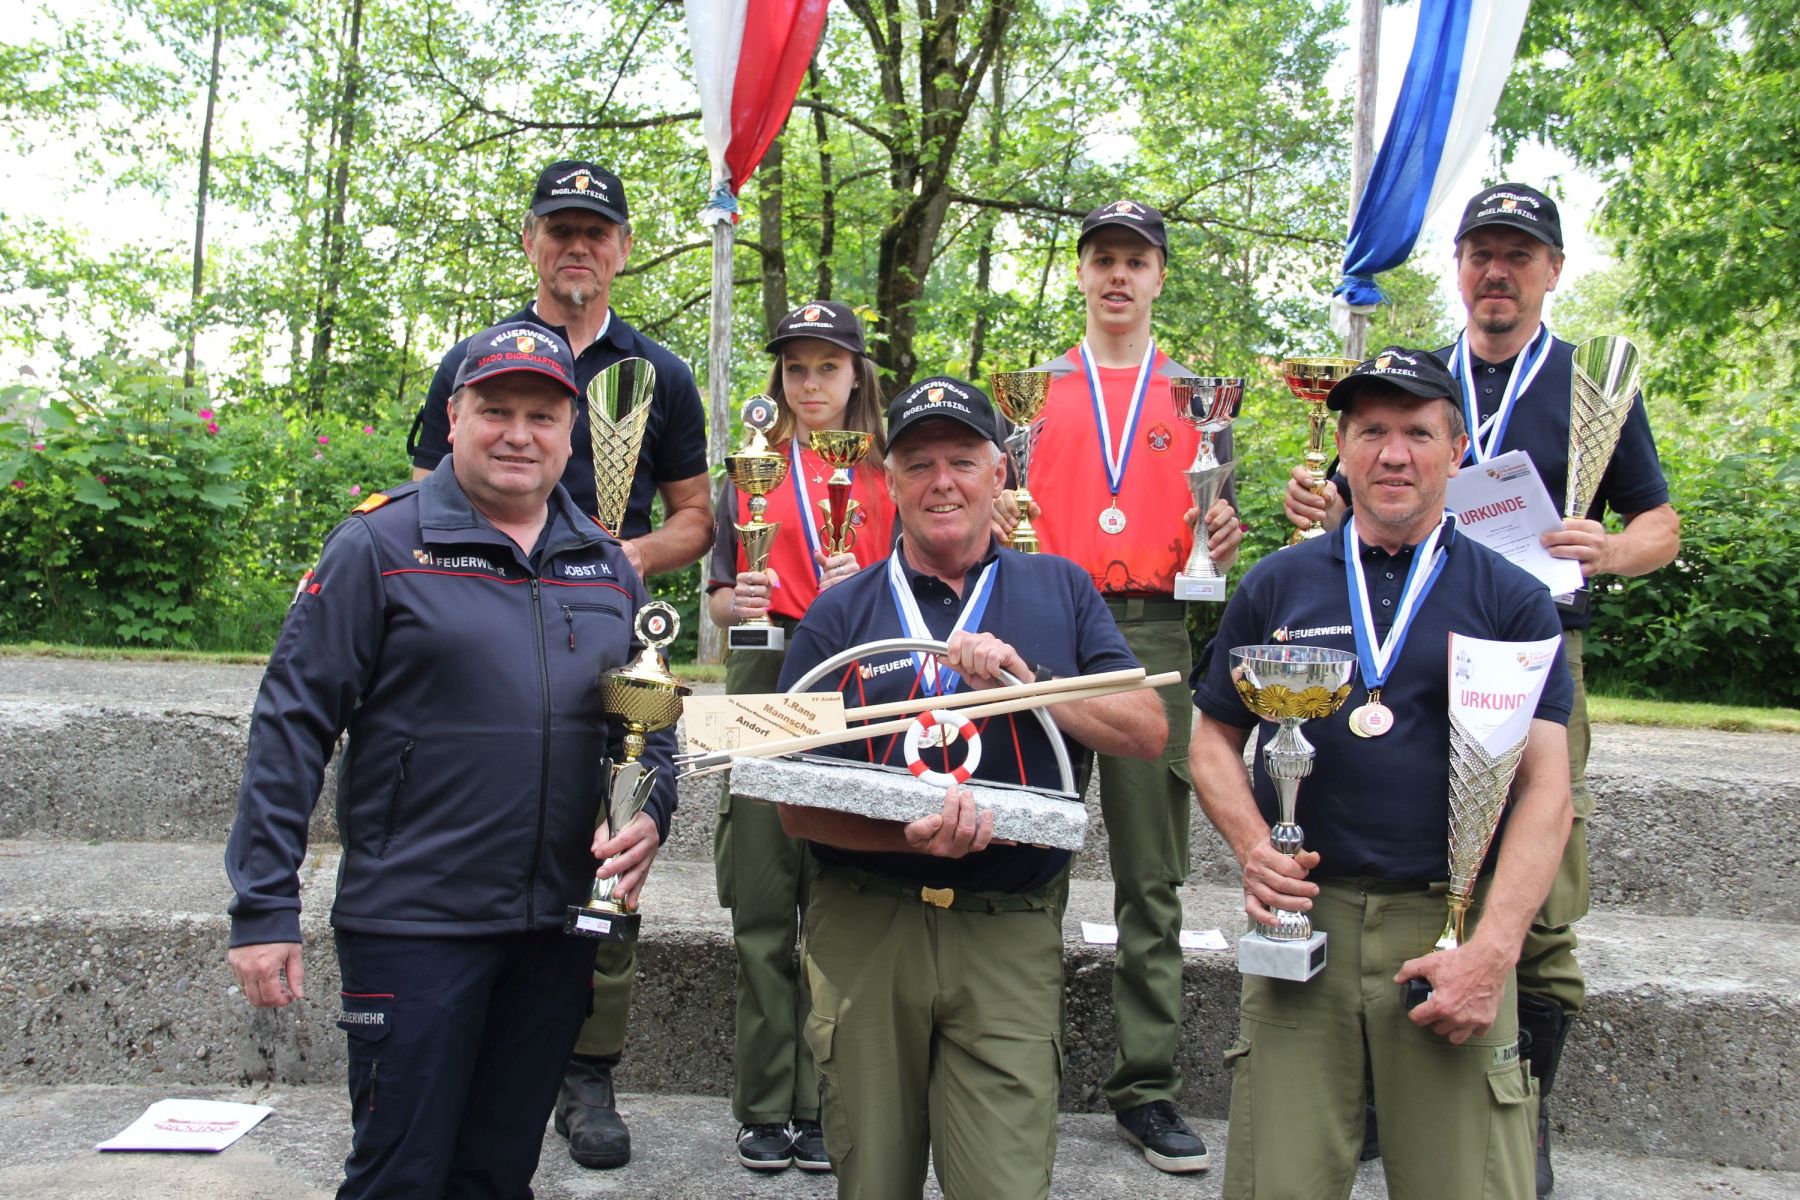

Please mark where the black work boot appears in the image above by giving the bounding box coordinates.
[1518,994,1571,1198]
[554,1052,631,1169]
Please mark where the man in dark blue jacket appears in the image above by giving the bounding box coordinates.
[226,323,676,1199]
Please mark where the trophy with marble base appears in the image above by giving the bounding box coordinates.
[1280,357,1359,545]
[725,396,790,652]
[1170,376,1244,601]
[1230,644,1357,981]
[991,370,1052,553]
[811,429,874,555]
[566,602,690,941]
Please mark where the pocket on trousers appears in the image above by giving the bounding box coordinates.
[338,993,400,1151]
[806,1016,852,1161]
[1486,1061,1531,1108]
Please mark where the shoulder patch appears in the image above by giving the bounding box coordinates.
[352,492,392,514]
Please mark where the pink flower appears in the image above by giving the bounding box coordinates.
[198,408,214,420]
[32,442,44,451]
[206,421,219,435]
[9,480,23,489]
[349,484,362,496]
[318,435,330,446]
[362,425,375,435]
[96,475,108,484]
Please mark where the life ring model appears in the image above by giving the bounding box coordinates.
[902,708,983,786]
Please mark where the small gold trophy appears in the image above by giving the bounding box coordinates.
[1280,357,1359,545]
[990,369,1052,553]
[810,429,874,555]
[587,356,658,533]
[565,602,690,942]
[724,396,790,652]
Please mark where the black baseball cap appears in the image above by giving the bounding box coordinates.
[765,301,867,356]
[1077,199,1168,256]
[1327,346,1456,412]
[1453,183,1563,250]
[531,160,629,224]
[885,376,1005,450]
[452,322,580,400]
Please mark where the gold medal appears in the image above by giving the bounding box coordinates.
[1099,504,1128,535]
[1347,689,1393,738]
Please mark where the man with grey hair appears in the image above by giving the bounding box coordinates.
[407,159,713,1170]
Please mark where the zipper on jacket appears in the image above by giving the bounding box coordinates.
[526,578,551,926]
[563,604,576,651]
[377,740,415,859]
[367,1060,379,1113]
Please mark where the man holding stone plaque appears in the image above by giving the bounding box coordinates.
[995,199,1243,1173]
[1198,347,1573,1199]
[226,326,676,1199]
[407,158,713,1170]
[776,376,1166,1199]
[1284,183,1679,1193]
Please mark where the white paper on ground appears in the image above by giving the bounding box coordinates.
[1082,921,1228,952]
[1444,449,1584,595]
[96,1098,273,1153]
[1447,632,1565,756]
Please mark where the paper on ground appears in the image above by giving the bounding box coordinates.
[1448,632,1565,756]
[96,1098,272,1152]
[1445,449,1583,595]
[1082,921,1227,952]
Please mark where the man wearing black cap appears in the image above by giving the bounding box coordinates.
[998,198,1243,1173]
[1285,183,1679,1195]
[1199,346,1573,1200]
[776,376,1167,1199]
[408,159,712,1169]
[227,324,676,1198]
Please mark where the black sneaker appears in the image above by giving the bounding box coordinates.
[736,1123,794,1171]
[789,1118,832,1172]
[1116,1100,1211,1174]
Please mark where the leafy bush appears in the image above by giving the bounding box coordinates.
[0,360,246,646]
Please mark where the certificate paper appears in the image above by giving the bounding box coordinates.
[1447,633,1565,756]
[96,1098,272,1153]
[1445,450,1583,595]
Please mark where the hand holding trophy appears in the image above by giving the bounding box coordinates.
[1279,357,1359,545]
[810,430,874,555]
[990,369,1051,552]
[566,602,690,942]
[1170,376,1244,601]
[724,396,790,652]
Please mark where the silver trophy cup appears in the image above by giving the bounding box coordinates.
[1229,644,1357,981]
[1171,376,1244,601]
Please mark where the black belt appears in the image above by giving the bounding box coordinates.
[826,866,1058,914]
[1103,596,1186,621]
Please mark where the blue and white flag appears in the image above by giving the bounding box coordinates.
[1334,1,1530,313]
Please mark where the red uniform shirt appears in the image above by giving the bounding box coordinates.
[1029,346,1207,595]
[707,442,896,621]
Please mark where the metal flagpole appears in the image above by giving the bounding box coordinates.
[1346,0,1382,361]
[699,198,735,666]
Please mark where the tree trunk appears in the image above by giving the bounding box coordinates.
[184,8,224,390]
[307,0,365,407]
[757,136,789,336]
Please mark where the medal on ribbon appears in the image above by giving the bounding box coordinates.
[1080,339,1156,535]
[885,544,999,696]
[1342,515,1452,737]
[1452,323,1554,464]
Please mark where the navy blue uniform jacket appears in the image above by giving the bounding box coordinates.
[226,463,677,946]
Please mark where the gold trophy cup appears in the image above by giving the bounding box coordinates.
[565,602,690,942]
[1557,335,1643,615]
[810,429,874,555]
[724,396,791,652]
[1280,357,1359,545]
[990,370,1052,553]
[587,356,658,533]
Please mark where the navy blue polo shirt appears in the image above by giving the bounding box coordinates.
[778,539,1140,894]
[1192,521,1574,883]
[412,303,709,538]
[1332,334,1670,630]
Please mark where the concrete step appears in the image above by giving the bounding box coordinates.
[4,655,1796,920]
[4,1084,1795,1200]
[2,840,1794,1171]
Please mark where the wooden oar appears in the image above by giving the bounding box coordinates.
[676,671,1182,775]
[842,666,1147,723]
